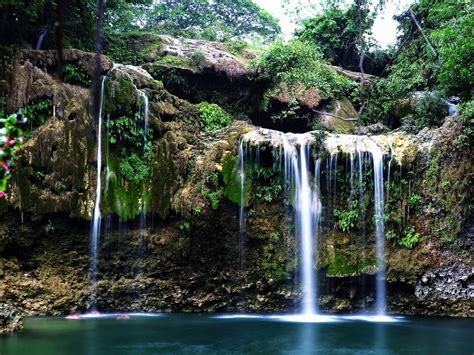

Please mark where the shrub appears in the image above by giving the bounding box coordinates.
[408,193,422,211]
[334,205,358,232]
[119,154,149,184]
[188,50,207,68]
[20,99,52,132]
[109,112,152,150]
[398,227,420,249]
[198,102,232,132]
[402,92,449,129]
[454,100,474,150]
[63,63,91,86]
[0,114,25,198]
[252,40,354,111]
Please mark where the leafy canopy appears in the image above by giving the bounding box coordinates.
[296,4,374,70]
[143,0,281,41]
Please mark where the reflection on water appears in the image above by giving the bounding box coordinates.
[1,314,473,355]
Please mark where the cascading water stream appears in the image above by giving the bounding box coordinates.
[35,28,48,50]
[370,142,387,315]
[89,76,106,311]
[295,137,317,315]
[282,135,321,316]
[238,139,247,270]
[240,128,395,318]
[138,90,149,235]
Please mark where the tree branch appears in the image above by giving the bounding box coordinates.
[312,110,359,122]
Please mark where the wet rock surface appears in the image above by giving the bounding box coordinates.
[414,264,473,316]
[0,303,23,334]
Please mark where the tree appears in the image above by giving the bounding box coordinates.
[144,0,281,41]
[363,0,473,126]
[295,4,374,70]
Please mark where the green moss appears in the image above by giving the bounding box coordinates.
[222,154,249,205]
[261,243,290,282]
[103,153,144,221]
[157,55,194,68]
[103,76,137,117]
[149,139,177,219]
[327,254,376,277]
[197,102,232,132]
[104,32,163,65]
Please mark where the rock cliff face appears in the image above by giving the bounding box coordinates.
[0,43,472,330]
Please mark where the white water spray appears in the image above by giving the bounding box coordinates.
[370,142,387,315]
[89,76,106,309]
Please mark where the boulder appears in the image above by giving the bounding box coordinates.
[316,97,357,134]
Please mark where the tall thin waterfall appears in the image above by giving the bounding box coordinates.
[139,90,149,144]
[35,28,48,50]
[89,76,106,310]
[282,135,321,316]
[370,143,387,315]
[238,139,247,270]
[138,90,149,234]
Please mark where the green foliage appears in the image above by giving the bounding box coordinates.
[63,63,91,86]
[200,171,225,210]
[20,99,52,132]
[327,254,375,276]
[408,193,422,211]
[253,40,355,111]
[296,4,374,70]
[398,227,420,249]
[261,244,289,282]
[157,55,193,68]
[247,163,283,204]
[54,179,68,193]
[179,220,191,231]
[197,102,232,132]
[310,123,328,146]
[334,201,359,232]
[119,154,149,184]
[104,32,162,66]
[222,154,246,205]
[270,99,300,122]
[0,114,25,198]
[454,100,474,150]
[422,1,473,100]
[365,1,473,125]
[188,50,207,68]
[144,0,281,42]
[108,112,152,152]
[224,39,248,56]
[402,92,449,130]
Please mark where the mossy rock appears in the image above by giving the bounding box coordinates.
[104,32,164,65]
[326,254,376,277]
[104,76,137,115]
[318,97,356,134]
[149,138,177,219]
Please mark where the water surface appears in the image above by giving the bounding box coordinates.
[1,314,472,354]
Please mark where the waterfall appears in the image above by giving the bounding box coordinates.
[89,76,106,310]
[239,128,399,317]
[281,135,321,316]
[139,90,149,145]
[370,142,387,315]
[138,89,149,234]
[238,139,247,270]
[35,28,48,50]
